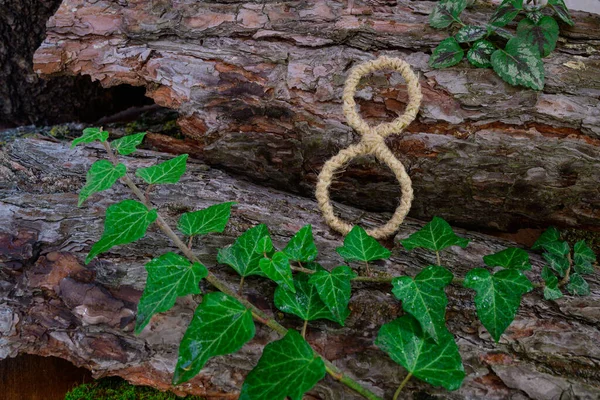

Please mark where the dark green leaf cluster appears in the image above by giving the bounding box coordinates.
[428,0,572,90]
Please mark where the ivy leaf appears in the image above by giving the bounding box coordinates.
[483,247,531,271]
[86,199,157,263]
[548,0,574,26]
[173,292,255,384]
[256,235,274,255]
[566,273,590,296]
[492,27,515,40]
[543,252,570,277]
[217,224,269,277]
[135,252,208,334]
[282,225,318,263]
[429,37,465,69]
[455,25,487,43]
[274,274,336,322]
[177,202,235,237]
[239,330,326,400]
[429,0,467,29]
[135,154,188,184]
[491,37,544,90]
[516,16,559,58]
[71,127,109,148]
[111,132,146,155]
[259,252,295,293]
[78,160,126,206]
[376,315,465,391]
[541,266,563,300]
[542,240,570,256]
[336,226,391,263]
[467,40,495,68]
[400,217,469,252]
[392,266,453,343]
[489,0,523,28]
[532,227,560,250]
[308,266,357,326]
[464,268,533,342]
[573,241,596,275]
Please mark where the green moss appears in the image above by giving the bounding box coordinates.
[65,377,204,400]
[562,228,600,254]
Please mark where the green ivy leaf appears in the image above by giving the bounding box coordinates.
[71,127,109,148]
[467,40,495,68]
[429,0,467,29]
[489,0,523,28]
[532,227,560,250]
[400,217,469,252]
[573,241,596,275]
[259,252,295,293]
[282,225,318,263]
[336,226,391,263]
[542,240,570,256]
[217,224,269,277]
[173,292,255,384]
[566,273,590,296]
[548,0,574,26]
[177,202,234,237]
[135,252,208,334]
[256,235,274,255]
[543,252,570,277]
[429,37,465,69]
[239,330,325,400]
[376,315,465,391]
[464,268,533,342]
[516,16,559,58]
[392,266,453,343]
[456,25,488,43]
[274,274,336,322]
[526,10,543,24]
[111,132,146,155]
[483,247,531,271]
[86,199,157,263]
[308,266,357,326]
[541,266,563,300]
[491,37,544,90]
[135,154,188,184]
[78,160,126,206]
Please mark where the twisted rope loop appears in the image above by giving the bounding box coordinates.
[315,56,422,239]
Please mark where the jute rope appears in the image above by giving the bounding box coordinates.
[315,56,422,239]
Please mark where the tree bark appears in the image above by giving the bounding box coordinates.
[32,0,600,232]
[0,138,598,399]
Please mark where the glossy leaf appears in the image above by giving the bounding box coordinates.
[135,154,188,184]
[516,16,559,58]
[177,202,234,237]
[489,0,523,28]
[111,132,146,155]
[400,217,469,252]
[541,266,563,300]
[464,268,533,342]
[429,37,465,69]
[86,199,157,263]
[376,315,465,391]
[282,225,318,263]
[467,40,495,68]
[573,241,595,275]
[274,274,336,322]
[532,227,560,250]
[491,38,544,90]
[543,252,570,277]
[483,247,531,271]
[174,292,255,384]
[308,266,357,326]
[542,240,570,256]
[256,235,274,255]
[78,160,126,206]
[548,0,574,26]
[217,224,269,277]
[135,252,208,333]
[336,225,391,263]
[259,252,295,293]
[456,25,487,43]
[566,273,590,296]
[239,330,325,400]
[429,0,467,29]
[71,127,109,148]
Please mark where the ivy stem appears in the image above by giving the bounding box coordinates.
[435,251,441,266]
[393,372,412,400]
[187,236,194,250]
[290,265,395,284]
[364,261,371,276]
[101,142,382,400]
[144,184,154,204]
[302,319,308,339]
[558,253,573,287]
[238,276,245,294]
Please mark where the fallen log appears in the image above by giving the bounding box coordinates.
[0,138,598,399]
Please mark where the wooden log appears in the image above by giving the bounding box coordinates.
[0,138,598,399]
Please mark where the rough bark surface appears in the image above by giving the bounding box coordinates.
[1,138,599,399]
[32,0,600,232]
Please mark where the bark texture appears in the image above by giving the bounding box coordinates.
[1,138,599,399]
[32,0,600,232]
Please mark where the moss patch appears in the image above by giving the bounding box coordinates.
[65,377,204,400]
